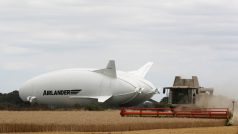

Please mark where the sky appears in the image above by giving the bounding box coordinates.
[0,0,238,101]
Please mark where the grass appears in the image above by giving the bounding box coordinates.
[0,110,227,133]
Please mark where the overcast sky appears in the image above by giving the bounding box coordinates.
[0,0,238,101]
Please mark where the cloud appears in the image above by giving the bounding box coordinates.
[0,0,237,100]
[0,45,32,55]
[0,61,35,71]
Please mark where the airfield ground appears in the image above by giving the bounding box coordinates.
[0,110,230,133]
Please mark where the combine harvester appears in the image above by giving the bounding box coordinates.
[120,76,233,123]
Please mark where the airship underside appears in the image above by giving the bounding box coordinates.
[19,60,158,107]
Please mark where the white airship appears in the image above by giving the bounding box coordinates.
[19,60,158,107]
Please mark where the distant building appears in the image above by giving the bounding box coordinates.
[163,76,213,106]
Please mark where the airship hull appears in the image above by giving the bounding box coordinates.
[19,61,157,107]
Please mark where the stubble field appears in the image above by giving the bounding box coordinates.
[0,110,228,133]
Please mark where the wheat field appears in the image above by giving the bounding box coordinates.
[9,126,238,134]
[0,110,227,133]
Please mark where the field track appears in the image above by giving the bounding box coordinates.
[0,110,228,133]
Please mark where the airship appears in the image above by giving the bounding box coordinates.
[19,60,158,107]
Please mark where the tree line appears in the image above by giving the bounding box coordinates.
[0,90,31,110]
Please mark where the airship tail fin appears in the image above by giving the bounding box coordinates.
[94,60,117,78]
[131,62,153,78]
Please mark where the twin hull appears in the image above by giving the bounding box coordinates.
[19,69,155,107]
